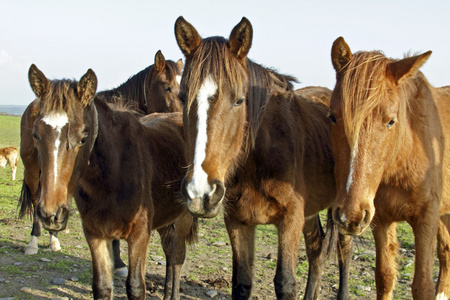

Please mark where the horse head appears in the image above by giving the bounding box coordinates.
[28,64,98,231]
[175,16,252,217]
[329,37,432,235]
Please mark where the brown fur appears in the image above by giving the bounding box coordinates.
[330,36,450,299]
[176,17,351,299]
[97,50,183,114]
[0,146,19,180]
[27,64,196,299]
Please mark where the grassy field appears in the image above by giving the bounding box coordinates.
[0,114,439,299]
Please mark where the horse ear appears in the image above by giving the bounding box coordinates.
[154,50,166,73]
[331,37,353,73]
[28,64,50,99]
[388,51,432,85]
[175,16,202,57]
[229,17,253,60]
[176,59,184,73]
[77,69,97,107]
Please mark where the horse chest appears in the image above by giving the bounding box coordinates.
[227,181,297,225]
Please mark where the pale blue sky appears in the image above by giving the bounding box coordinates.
[1,0,449,105]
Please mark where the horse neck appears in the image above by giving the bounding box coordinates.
[98,66,152,112]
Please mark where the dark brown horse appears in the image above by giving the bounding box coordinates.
[27,64,196,300]
[97,50,183,114]
[19,50,183,258]
[175,17,352,299]
[329,37,450,299]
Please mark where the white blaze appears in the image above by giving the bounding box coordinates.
[42,112,68,187]
[187,75,217,199]
[346,142,358,193]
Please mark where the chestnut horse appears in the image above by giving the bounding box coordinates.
[0,146,19,180]
[19,50,183,257]
[27,64,196,299]
[175,17,352,299]
[329,37,450,299]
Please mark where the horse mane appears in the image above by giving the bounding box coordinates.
[340,50,422,161]
[39,79,79,114]
[97,66,151,111]
[184,36,297,151]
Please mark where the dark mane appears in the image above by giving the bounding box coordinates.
[39,79,79,115]
[184,36,297,150]
[97,66,151,112]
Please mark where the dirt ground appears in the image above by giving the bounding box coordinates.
[0,198,431,300]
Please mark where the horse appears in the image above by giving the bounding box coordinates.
[329,36,450,299]
[0,146,19,180]
[175,16,352,299]
[19,50,183,260]
[27,64,196,299]
[97,50,183,114]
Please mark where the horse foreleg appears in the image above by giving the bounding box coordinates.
[336,233,352,300]
[86,236,114,299]
[126,228,150,300]
[410,211,439,299]
[225,215,256,300]
[302,215,324,300]
[372,220,398,300]
[112,239,128,277]
[158,225,175,300]
[49,231,61,251]
[274,211,303,300]
[24,207,41,255]
[436,215,450,299]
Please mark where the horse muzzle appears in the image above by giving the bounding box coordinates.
[36,202,70,232]
[332,206,373,236]
[181,177,225,218]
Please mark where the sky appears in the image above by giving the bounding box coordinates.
[1,0,449,106]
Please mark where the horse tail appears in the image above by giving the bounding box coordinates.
[320,207,338,261]
[18,180,33,219]
[186,217,199,245]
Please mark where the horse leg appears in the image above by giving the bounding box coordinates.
[410,210,439,299]
[160,212,195,300]
[274,212,304,299]
[436,215,450,299]
[372,221,398,300]
[86,236,114,299]
[49,231,61,251]
[225,215,256,300]
[24,205,41,255]
[126,227,151,300]
[302,215,324,299]
[112,239,128,277]
[336,232,352,300]
[158,225,175,300]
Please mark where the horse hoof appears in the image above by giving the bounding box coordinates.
[114,266,128,277]
[24,246,38,255]
[50,243,61,252]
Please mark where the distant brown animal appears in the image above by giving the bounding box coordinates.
[0,146,19,180]
[175,16,352,299]
[329,36,450,299]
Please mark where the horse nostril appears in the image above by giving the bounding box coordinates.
[333,207,342,225]
[361,209,371,228]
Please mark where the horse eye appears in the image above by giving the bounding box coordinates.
[179,95,186,105]
[386,117,397,129]
[234,97,245,107]
[164,86,171,92]
[32,133,40,142]
[327,112,337,124]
